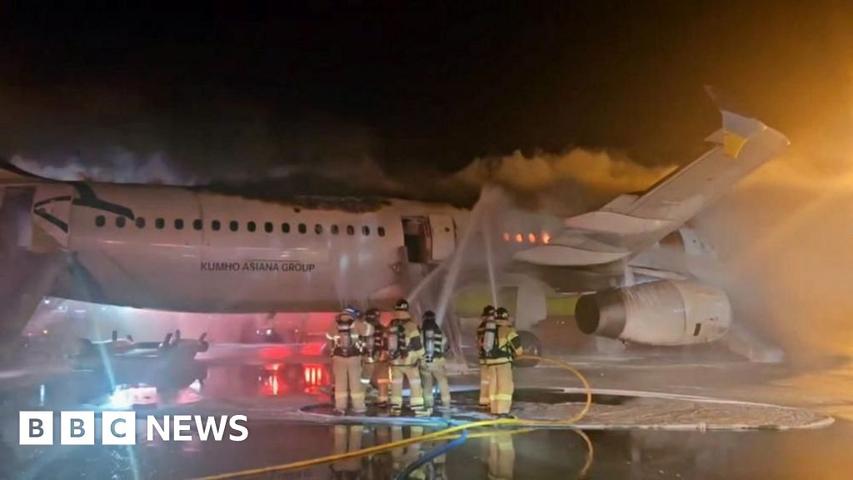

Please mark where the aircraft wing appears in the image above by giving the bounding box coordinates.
[514,106,790,266]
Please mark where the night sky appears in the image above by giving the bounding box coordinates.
[1,2,851,186]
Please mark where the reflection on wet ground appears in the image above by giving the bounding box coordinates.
[3,356,853,479]
[6,418,853,479]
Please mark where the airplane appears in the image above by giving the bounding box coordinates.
[0,101,789,359]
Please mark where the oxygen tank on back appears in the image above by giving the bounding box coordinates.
[335,313,354,353]
[481,318,497,356]
[386,322,401,358]
[424,328,435,362]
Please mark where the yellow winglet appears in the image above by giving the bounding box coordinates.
[723,131,748,158]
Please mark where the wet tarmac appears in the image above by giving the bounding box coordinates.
[4,415,853,479]
[2,347,853,479]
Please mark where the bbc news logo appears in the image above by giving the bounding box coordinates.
[20,411,248,445]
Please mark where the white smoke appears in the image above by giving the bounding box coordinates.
[693,154,853,362]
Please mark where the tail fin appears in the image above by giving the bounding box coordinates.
[600,101,789,223]
[515,96,789,266]
[0,158,49,185]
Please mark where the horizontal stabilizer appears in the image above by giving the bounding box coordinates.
[0,159,49,186]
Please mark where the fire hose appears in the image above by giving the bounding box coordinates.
[193,355,593,479]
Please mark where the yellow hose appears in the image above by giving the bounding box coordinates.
[194,354,592,480]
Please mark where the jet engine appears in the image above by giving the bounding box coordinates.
[575,280,731,346]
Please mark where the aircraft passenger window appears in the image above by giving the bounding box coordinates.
[298,223,307,234]
[264,222,273,233]
[378,226,386,237]
[362,226,370,236]
[95,215,106,227]
[212,220,221,231]
[156,218,165,229]
[247,221,257,232]
[174,219,184,230]
[315,224,323,234]
[136,217,146,229]
[116,217,126,228]
[229,220,239,232]
[346,225,355,235]
[331,225,339,235]
[193,219,203,231]
[282,222,290,233]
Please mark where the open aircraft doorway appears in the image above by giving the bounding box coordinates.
[402,215,456,264]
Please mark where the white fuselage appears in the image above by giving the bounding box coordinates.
[39,183,470,313]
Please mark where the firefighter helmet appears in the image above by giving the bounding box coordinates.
[343,305,361,319]
[365,307,380,321]
[482,305,496,317]
[495,307,510,320]
[394,299,410,311]
[423,310,439,331]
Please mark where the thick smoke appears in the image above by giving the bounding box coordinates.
[0,85,391,190]
[11,152,191,185]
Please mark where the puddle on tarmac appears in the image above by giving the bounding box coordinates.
[7,419,853,479]
[4,362,853,479]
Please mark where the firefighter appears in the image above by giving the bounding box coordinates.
[477,305,496,409]
[483,307,523,417]
[387,299,428,416]
[391,425,426,479]
[362,307,391,407]
[329,309,367,414]
[487,432,516,480]
[330,424,363,479]
[420,310,451,410]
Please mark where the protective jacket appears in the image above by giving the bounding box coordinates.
[483,319,523,366]
[387,315,424,366]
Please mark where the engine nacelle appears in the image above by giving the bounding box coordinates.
[575,280,731,346]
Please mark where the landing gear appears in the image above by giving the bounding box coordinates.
[515,330,542,367]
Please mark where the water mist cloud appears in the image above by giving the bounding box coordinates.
[693,155,853,361]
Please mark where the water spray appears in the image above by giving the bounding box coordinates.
[482,216,499,307]
[433,185,502,324]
